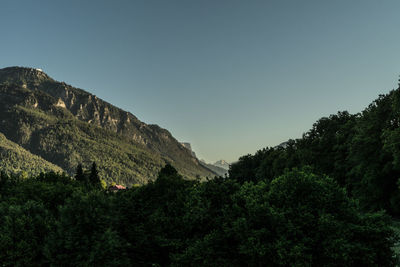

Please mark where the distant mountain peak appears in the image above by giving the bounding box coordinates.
[213,160,230,170]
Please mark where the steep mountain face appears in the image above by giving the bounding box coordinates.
[0,67,215,184]
[180,142,197,157]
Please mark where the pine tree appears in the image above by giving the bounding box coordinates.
[89,162,100,186]
[75,164,85,183]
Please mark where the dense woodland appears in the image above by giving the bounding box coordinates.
[0,165,396,266]
[2,86,400,265]
[230,87,400,217]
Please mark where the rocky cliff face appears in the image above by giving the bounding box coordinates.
[0,67,216,184]
[180,142,197,157]
[0,67,178,148]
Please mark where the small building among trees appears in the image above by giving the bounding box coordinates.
[108,184,126,192]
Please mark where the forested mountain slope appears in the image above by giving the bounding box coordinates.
[0,67,215,184]
[0,132,63,176]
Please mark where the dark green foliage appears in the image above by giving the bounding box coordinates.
[175,169,396,266]
[112,164,195,266]
[159,163,179,177]
[0,168,395,266]
[45,191,130,266]
[74,162,104,188]
[229,88,400,216]
[0,171,8,190]
[74,163,85,183]
[0,201,52,266]
[89,162,101,187]
[264,168,395,266]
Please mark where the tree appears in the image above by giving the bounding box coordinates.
[0,171,9,191]
[158,163,178,177]
[45,191,129,265]
[74,163,85,183]
[89,162,100,187]
[264,168,396,266]
[0,201,52,266]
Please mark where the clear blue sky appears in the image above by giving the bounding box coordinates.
[1,0,400,162]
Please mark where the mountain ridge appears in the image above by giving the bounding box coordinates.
[0,66,216,184]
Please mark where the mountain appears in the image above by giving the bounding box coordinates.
[179,142,228,177]
[198,159,229,177]
[214,160,230,170]
[200,161,228,177]
[0,67,216,184]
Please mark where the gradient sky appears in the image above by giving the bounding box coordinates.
[1,0,400,163]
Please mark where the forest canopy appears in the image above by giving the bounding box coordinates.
[229,88,400,217]
[0,164,397,266]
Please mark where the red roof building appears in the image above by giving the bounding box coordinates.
[108,184,126,192]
